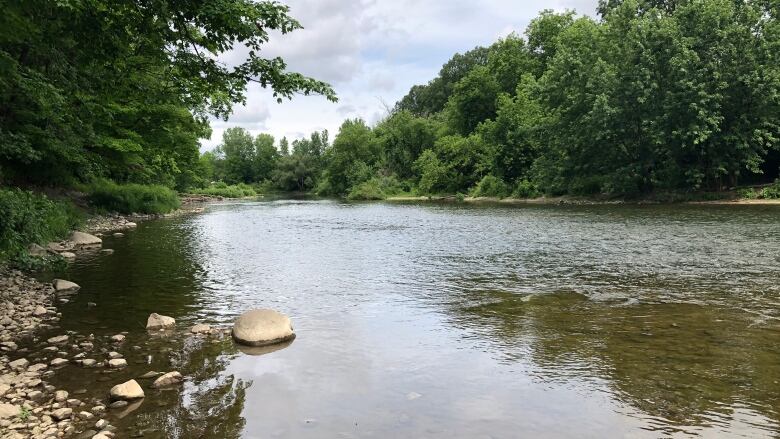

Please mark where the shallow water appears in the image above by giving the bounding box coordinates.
[44,200,780,438]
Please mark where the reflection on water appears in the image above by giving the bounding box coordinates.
[50,201,780,438]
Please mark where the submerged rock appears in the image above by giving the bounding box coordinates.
[190,323,211,334]
[231,309,295,347]
[151,371,183,388]
[146,313,175,330]
[53,279,80,293]
[109,380,145,400]
[69,231,102,248]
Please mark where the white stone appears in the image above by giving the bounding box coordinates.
[231,309,295,347]
[109,380,144,401]
[0,403,20,419]
[68,231,102,248]
[50,358,68,367]
[47,335,69,344]
[190,324,211,334]
[9,358,29,370]
[52,279,80,293]
[51,407,72,421]
[107,359,127,368]
[146,313,175,330]
[151,371,183,388]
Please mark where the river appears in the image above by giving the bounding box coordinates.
[43,200,780,438]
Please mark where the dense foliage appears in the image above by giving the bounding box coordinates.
[0,0,335,190]
[84,180,180,214]
[0,189,81,262]
[206,0,780,199]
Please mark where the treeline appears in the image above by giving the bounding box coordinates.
[0,1,334,264]
[204,0,780,199]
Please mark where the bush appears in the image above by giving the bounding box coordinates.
[737,187,761,200]
[0,188,82,262]
[190,182,257,198]
[346,176,403,201]
[761,180,780,199]
[513,179,541,198]
[470,175,510,198]
[86,180,181,214]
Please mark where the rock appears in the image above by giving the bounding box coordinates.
[107,359,127,368]
[112,232,124,238]
[125,222,137,228]
[27,243,48,257]
[53,279,80,293]
[32,305,47,316]
[0,403,20,419]
[60,251,77,260]
[108,401,128,409]
[110,334,125,343]
[0,384,9,396]
[47,335,69,344]
[100,249,114,255]
[109,380,144,400]
[138,371,162,379]
[51,407,72,421]
[51,358,68,367]
[69,231,102,248]
[107,352,122,359]
[9,358,29,370]
[93,433,111,439]
[95,419,107,429]
[146,313,175,330]
[231,309,295,347]
[78,411,94,420]
[54,390,68,402]
[81,359,97,367]
[151,371,183,388]
[190,324,211,334]
[28,363,47,372]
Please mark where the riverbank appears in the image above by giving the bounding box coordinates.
[385,194,780,205]
[0,199,217,439]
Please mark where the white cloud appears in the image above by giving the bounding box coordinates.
[201,0,598,151]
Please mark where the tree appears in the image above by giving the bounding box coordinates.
[374,111,439,179]
[253,134,278,181]
[322,120,379,195]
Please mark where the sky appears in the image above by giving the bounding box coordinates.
[202,0,599,151]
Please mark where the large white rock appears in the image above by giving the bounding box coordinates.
[107,359,127,368]
[69,231,102,248]
[146,313,175,330]
[151,371,183,388]
[109,380,144,400]
[53,279,80,292]
[232,309,295,347]
[0,403,20,419]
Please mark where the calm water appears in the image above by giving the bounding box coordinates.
[42,200,780,438]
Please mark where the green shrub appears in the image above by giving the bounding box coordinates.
[470,175,510,198]
[86,180,181,214]
[737,187,761,200]
[513,180,541,198]
[190,182,257,198]
[0,188,82,262]
[346,176,403,201]
[762,180,780,199]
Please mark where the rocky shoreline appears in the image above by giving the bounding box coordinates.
[0,204,213,439]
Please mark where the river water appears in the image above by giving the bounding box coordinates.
[45,200,780,438]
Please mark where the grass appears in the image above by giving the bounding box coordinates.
[84,180,181,214]
[0,188,82,265]
[190,182,257,198]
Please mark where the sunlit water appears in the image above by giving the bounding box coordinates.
[41,200,780,438]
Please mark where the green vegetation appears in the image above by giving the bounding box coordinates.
[0,189,81,263]
[190,183,258,199]
[205,0,779,200]
[85,180,180,214]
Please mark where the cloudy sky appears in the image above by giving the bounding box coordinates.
[202,0,598,150]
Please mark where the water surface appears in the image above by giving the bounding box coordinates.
[48,201,780,438]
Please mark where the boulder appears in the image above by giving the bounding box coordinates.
[190,324,211,334]
[53,279,80,293]
[51,407,72,421]
[27,243,48,257]
[0,403,20,419]
[9,358,29,370]
[146,313,175,330]
[107,359,127,368]
[151,371,183,388]
[231,309,295,347]
[69,231,102,248]
[51,358,69,367]
[109,380,144,401]
[47,335,69,344]
[54,390,69,402]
